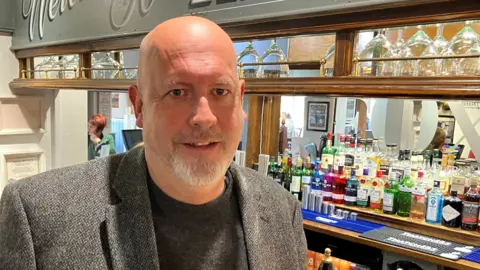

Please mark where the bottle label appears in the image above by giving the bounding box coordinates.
[302,176,311,185]
[380,165,390,175]
[426,196,441,221]
[322,154,333,169]
[442,205,461,222]
[371,190,381,203]
[451,176,465,195]
[367,159,379,177]
[334,155,345,170]
[323,180,332,192]
[344,155,354,167]
[344,195,356,202]
[345,183,357,196]
[322,190,332,198]
[290,176,301,193]
[461,202,480,225]
[391,168,404,181]
[383,193,394,211]
[399,186,412,193]
[332,193,344,200]
[311,177,323,191]
[357,188,368,201]
[439,180,448,192]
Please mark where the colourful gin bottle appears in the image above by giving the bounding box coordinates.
[344,170,359,206]
[356,168,371,208]
[426,180,444,224]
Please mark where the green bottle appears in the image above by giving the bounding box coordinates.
[290,155,304,200]
[397,168,415,217]
[383,176,400,214]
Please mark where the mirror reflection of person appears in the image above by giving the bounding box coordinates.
[281,112,295,138]
[87,114,116,160]
[426,127,446,151]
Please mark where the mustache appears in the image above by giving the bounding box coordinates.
[175,129,223,143]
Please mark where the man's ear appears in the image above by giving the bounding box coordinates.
[128,84,144,128]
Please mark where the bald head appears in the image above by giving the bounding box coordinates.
[137,16,238,92]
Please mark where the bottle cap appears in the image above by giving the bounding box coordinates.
[376,171,383,178]
[418,171,424,178]
[434,180,440,187]
[363,168,369,175]
[450,190,457,197]
[351,170,356,176]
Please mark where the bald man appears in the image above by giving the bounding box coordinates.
[0,16,307,269]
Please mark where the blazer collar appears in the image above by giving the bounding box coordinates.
[104,148,272,269]
[105,146,159,269]
[229,163,272,270]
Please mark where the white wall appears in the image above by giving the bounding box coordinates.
[52,90,88,168]
[0,35,53,194]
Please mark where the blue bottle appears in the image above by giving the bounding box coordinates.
[426,180,444,224]
[311,158,324,195]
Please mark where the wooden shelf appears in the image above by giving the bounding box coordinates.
[303,220,480,270]
[329,202,480,246]
[9,77,480,99]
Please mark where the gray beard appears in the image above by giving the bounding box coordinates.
[167,152,228,187]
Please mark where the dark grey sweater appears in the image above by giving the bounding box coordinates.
[148,172,249,269]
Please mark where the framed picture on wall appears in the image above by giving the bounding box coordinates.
[306,101,329,132]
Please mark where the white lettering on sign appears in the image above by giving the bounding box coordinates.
[22,0,155,41]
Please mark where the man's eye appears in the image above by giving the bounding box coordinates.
[213,88,228,96]
[168,89,185,96]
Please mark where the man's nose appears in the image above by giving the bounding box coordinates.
[189,97,217,129]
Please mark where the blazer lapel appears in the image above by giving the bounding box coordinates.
[230,164,272,270]
[104,147,159,269]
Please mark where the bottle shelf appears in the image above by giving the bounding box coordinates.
[330,203,480,246]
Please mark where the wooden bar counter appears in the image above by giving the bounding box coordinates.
[302,202,480,270]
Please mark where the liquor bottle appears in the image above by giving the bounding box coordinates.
[291,156,304,200]
[461,178,480,231]
[318,248,336,270]
[322,133,336,173]
[410,184,426,220]
[283,156,293,191]
[370,170,385,210]
[442,191,462,228]
[333,166,347,204]
[366,139,380,178]
[438,153,452,196]
[323,165,335,201]
[379,144,394,176]
[345,170,359,206]
[267,157,278,183]
[311,158,324,195]
[390,150,405,181]
[344,136,356,176]
[276,159,284,187]
[334,135,346,171]
[383,175,400,214]
[397,167,415,217]
[426,180,444,224]
[356,168,371,208]
[302,156,313,189]
[354,139,366,177]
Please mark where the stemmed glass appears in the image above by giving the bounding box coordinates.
[34,56,58,79]
[458,42,480,75]
[381,27,405,76]
[237,41,261,79]
[440,21,479,76]
[417,44,438,76]
[358,29,391,76]
[399,25,432,76]
[258,40,289,78]
[92,52,120,79]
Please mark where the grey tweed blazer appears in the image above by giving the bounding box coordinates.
[0,146,307,270]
